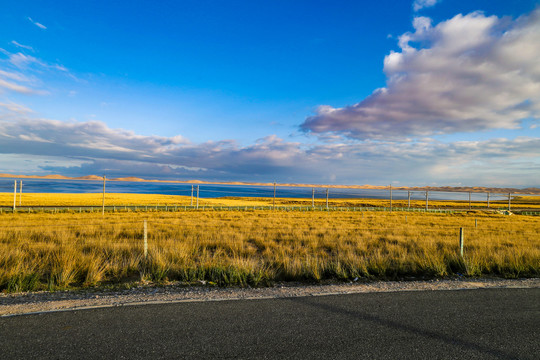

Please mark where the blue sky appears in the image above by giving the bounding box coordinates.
[1,0,539,186]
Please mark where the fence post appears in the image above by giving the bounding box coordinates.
[312,188,315,208]
[196,185,199,209]
[13,180,17,211]
[191,185,194,206]
[425,191,428,211]
[19,180,22,206]
[459,227,464,257]
[143,220,148,259]
[273,181,276,210]
[390,184,392,213]
[508,193,511,211]
[408,191,411,209]
[459,228,464,257]
[102,175,106,215]
[487,192,490,208]
[469,191,471,210]
[326,188,329,211]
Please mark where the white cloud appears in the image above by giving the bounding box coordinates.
[11,41,34,51]
[413,0,440,12]
[0,49,72,94]
[0,102,33,114]
[0,78,38,94]
[0,105,539,186]
[301,9,540,140]
[27,17,47,30]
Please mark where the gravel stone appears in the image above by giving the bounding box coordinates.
[1,278,538,317]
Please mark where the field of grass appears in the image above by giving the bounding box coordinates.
[1,209,538,293]
[1,192,539,210]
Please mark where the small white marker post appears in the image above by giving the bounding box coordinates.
[326,188,329,211]
[459,227,464,257]
[143,220,148,259]
[102,175,106,215]
[13,180,17,211]
[389,184,392,213]
[273,181,276,210]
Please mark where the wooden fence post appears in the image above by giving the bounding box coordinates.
[19,180,22,206]
[196,185,199,210]
[408,191,411,209]
[312,188,315,208]
[508,193,511,211]
[425,191,428,211]
[487,192,490,208]
[191,185,194,206]
[469,191,471,210]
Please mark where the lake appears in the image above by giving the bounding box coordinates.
[0,178,514,201]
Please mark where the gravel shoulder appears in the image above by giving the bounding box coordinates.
[1,278,538,317]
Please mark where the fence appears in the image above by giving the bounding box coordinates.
[1,178,539,214]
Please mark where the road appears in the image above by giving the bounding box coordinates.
[1,288,538,359]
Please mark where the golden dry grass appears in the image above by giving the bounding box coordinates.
[1,209,538,292]
[1,192,539,209]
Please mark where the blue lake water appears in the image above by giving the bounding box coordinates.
[0,178,515,201]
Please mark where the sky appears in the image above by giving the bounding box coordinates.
[1,0,539,187]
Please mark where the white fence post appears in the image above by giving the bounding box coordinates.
[143,220,148,259]
[273,181,276,210]
[389,184,392,213]
[459,227,464,257]
[13,180,17,211]
[326,188,329,211]
[102,175,106,215]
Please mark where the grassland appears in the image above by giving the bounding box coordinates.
[2,192,540,210]
[1,209,538,293]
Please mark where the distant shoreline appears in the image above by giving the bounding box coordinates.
[1,173,539,195]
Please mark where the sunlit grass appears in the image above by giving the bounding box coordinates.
[1,192,539,209]
[1,210,538,292]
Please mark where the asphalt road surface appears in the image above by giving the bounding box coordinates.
[1,288,539,359]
